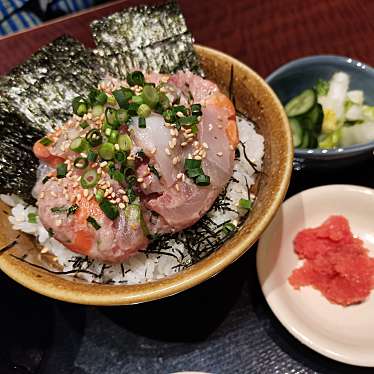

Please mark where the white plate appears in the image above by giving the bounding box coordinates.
[256,184,374,367]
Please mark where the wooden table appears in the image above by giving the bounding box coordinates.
[1,0,373,77]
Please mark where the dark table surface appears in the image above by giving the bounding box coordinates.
[2,1,374,373]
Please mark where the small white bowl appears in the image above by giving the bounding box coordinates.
[257,185,374,367]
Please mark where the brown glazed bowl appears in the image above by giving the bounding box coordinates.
[0,45,293,305]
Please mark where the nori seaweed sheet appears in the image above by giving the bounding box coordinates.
[0,99,41,203]
[0,36,102,200]
[0,36,102,132]
[91,1,202,77]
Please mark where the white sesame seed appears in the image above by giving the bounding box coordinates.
[122,195,129,203]
[150,148,156,155]
[80,152,87,158]
[142,182,147,189]
[114,144,120,151]
[187,133,194,139]
[100,161,107,168]
[230,145,234,150]
[118,189,125,194]
[208,123,213,131]
[116,198,121,203]
[56,219,62,227]
[216,152,223,157]
[51,191,57,197]
[165,148,171,155]
[202,142,209,149]
[193,141,199,147]
[97,167,102,174]
[175,183,180,191]
[181,142,188,147]
[111,192,116,198]
[176,111,184,117]
[77,176,81,181]
[250,193,256,200]
[218,124,223,129]
[109,199,116,204]
[76,193,81,202]
[83,189,89,197]
[177,173,184,179]
[137,177,144,183]
[66,171,73,178]
[172,157,179,165]
[194,155,202,160]
[41,247,49,254]
[184,128,192,134]
[87,194,93,201]
[64,193,69,200]
[119,203,126,209]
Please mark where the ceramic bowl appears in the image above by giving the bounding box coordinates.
[266,55,374,169]
[0,45,293,305]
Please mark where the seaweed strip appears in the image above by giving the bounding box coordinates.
[91,1,203,77]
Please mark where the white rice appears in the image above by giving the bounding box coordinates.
[1,117,264,284]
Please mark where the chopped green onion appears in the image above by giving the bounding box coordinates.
[56,163,68,178]
[92,104,104,117]
[95,91,108,105]
[99,142,115,160]
[158,92,170,111]
[163,109,175,123]
[195,174,210,186]
[115,151,126,163]
[127,186,137,203]
[40,137,52,146]
[127,103,140,116]
[113,88,132,108]
[105,107,120,128]
[85,129,102,147]
[191,103,202,116]
[223,222,236,234]
[137,103,151,118]
[126,173,137,186]
[72,96,88,116]
[191,123,198,134]
[178,115,198,126]
[87,150,98,162]
[42,176,51,184]
[80,121,89,129]
[132,95,144,105]
[118,134,132,152]
[80,169,99,189]
[87,216,101,230]
[74,157,88,169]
[100,199,119,220]
[70,137,88,153]
[172,105,188,116]
[112,170,125,183]
[138,117,146,128]
[239,198,252,210]
[126,71,145,86]
[186,167,204,178]
[28,212,37,224]
[126,158,136,170]
[141,85,159,108]
[108,129,119,144]
[107,95,117,106]
[184,158,201,169]
[116,108,129,124]
[67,204,79,216]
[95,189,104,202]
[105,128,112,137]
[148,163,160,178]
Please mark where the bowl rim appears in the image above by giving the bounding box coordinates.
[0,44,293,305]
[266,54,374,158]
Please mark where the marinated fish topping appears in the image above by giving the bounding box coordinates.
[33,70,239,263]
